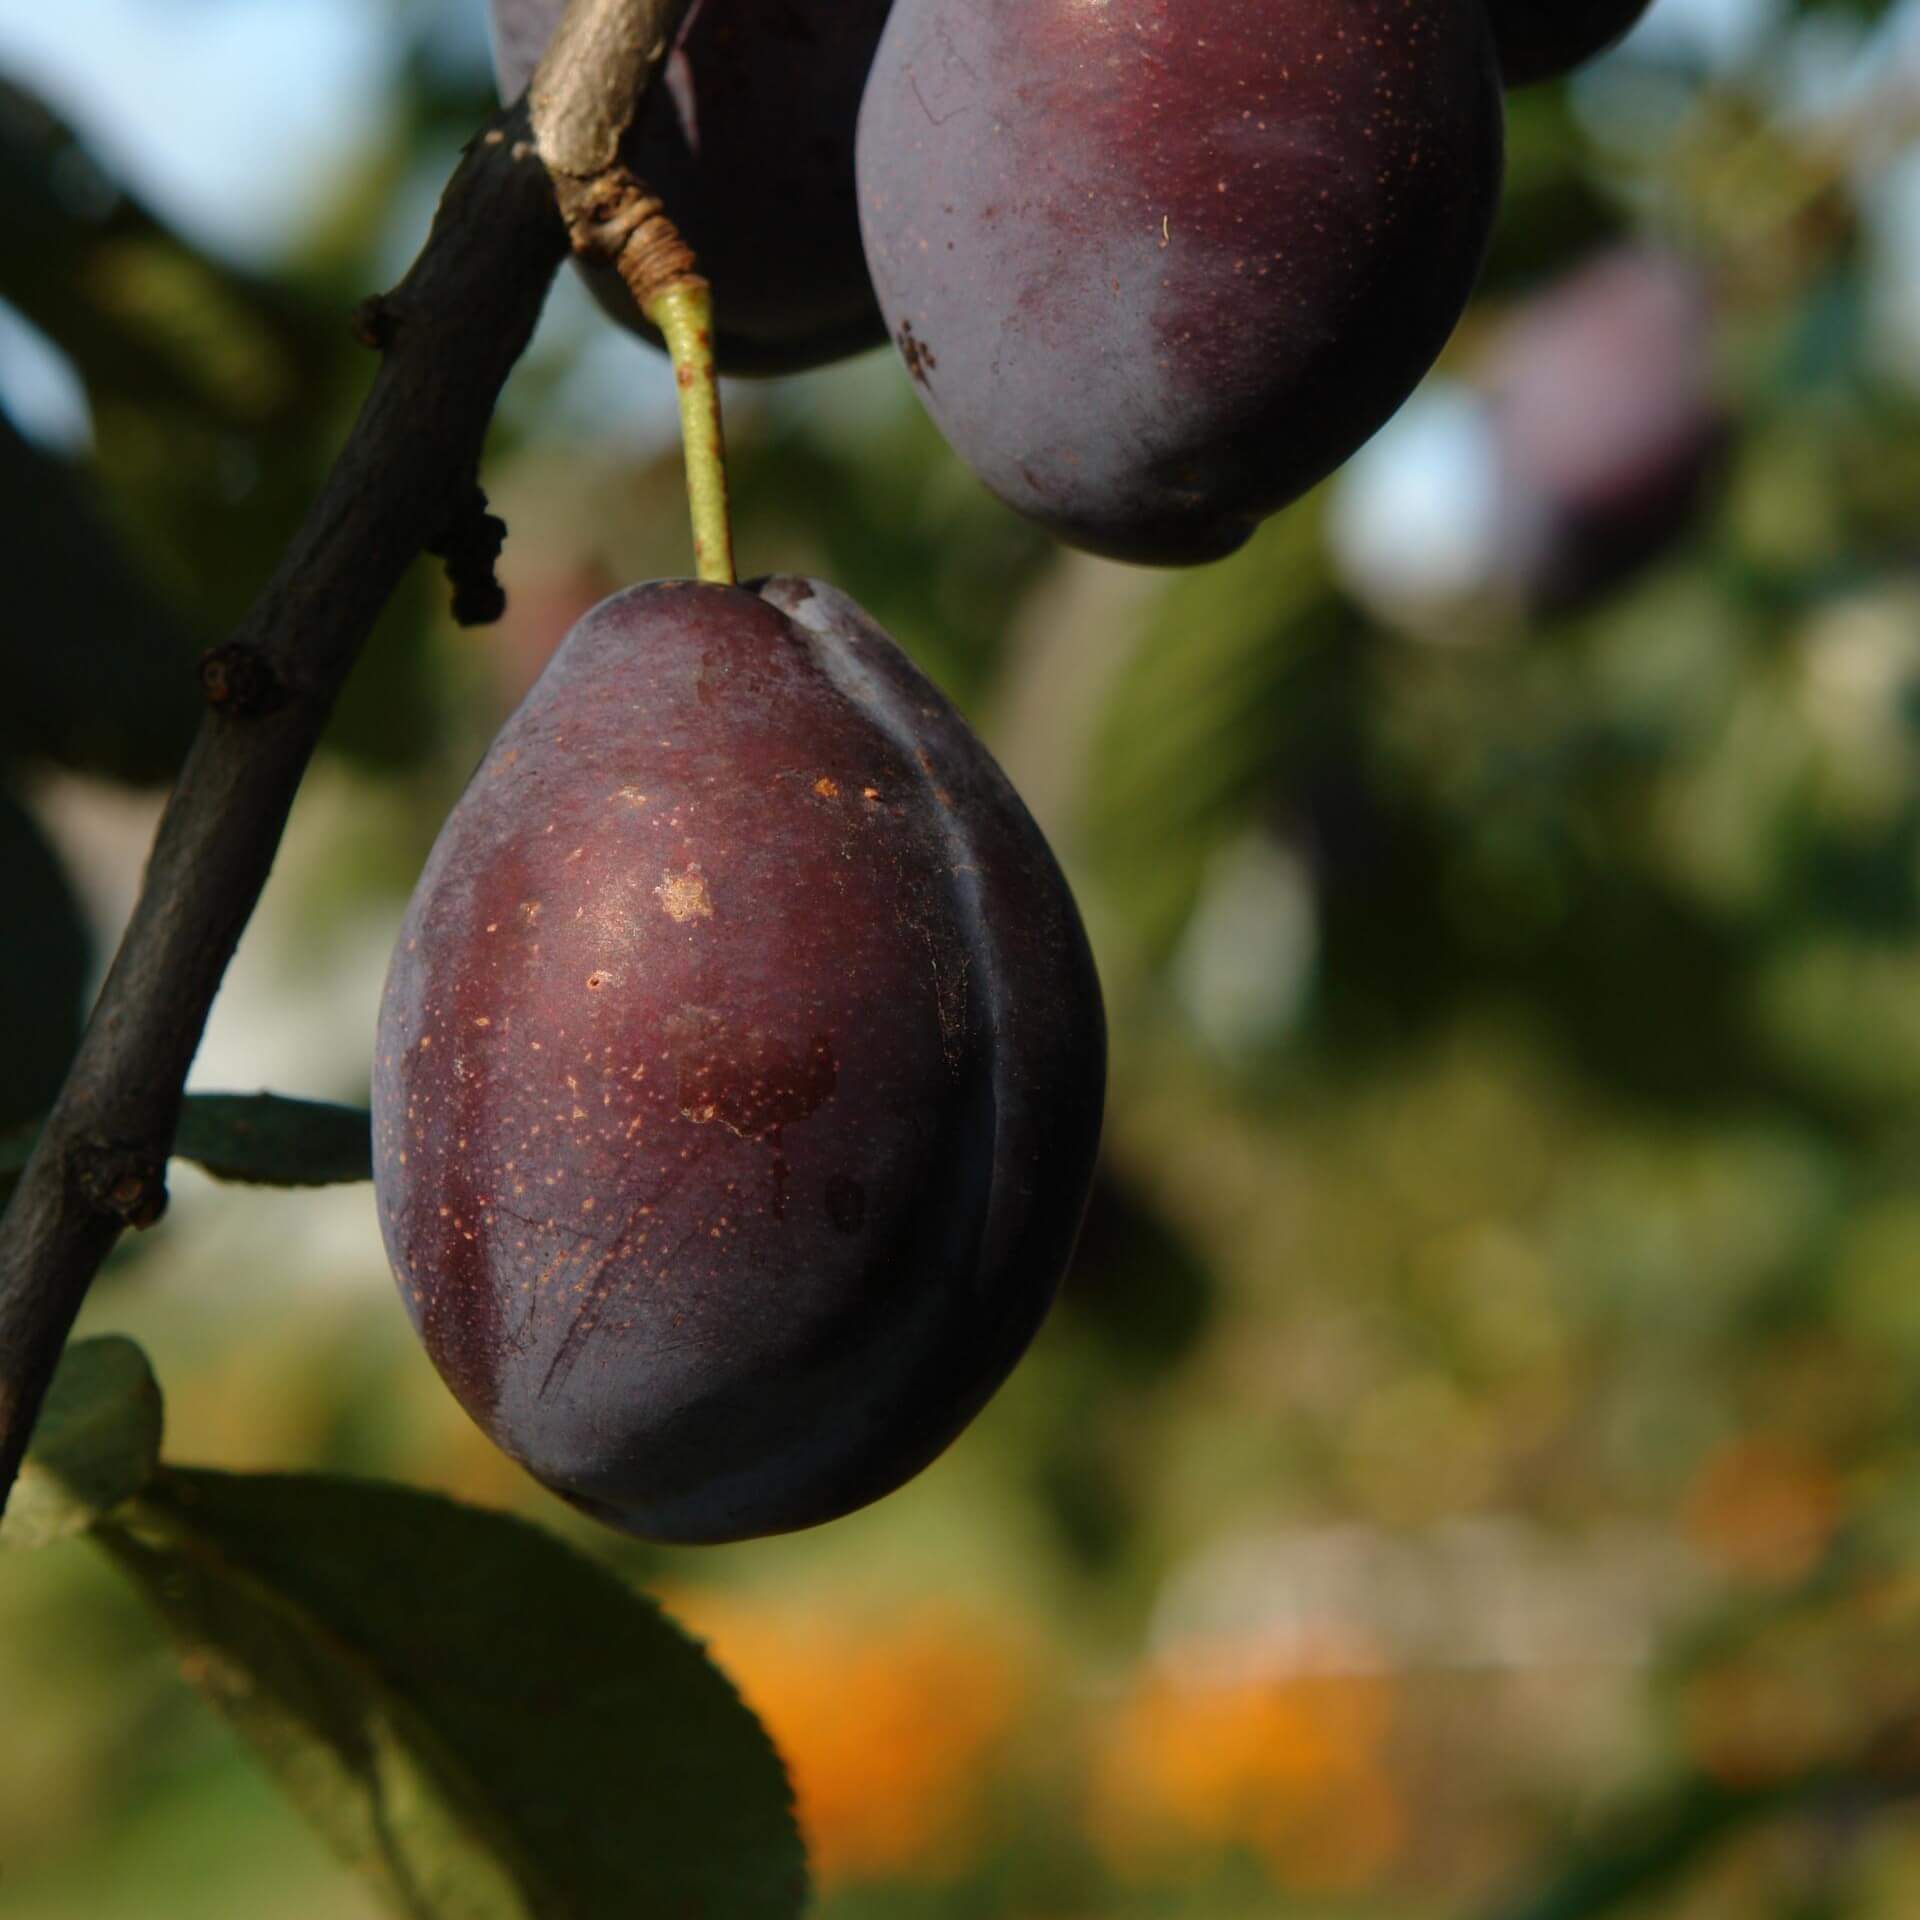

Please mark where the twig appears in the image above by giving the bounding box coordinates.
[0,0,699,1513]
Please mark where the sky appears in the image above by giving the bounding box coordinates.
[0,0,394,261]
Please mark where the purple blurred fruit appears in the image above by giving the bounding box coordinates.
[1485,0,1656,87]
[855,0,1504,565]
[373,577,1105,1542]
[1486,246,1727,611]
[491,0,891,373]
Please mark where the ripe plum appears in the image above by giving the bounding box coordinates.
[373,577,1105,1542]
[491,0,891,373]
[855,0,1505,564]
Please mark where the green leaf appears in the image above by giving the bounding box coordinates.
[100,1470,807,1920]
[0,1094,373,1188]
[1,1335,162,1551]
[172,1094,372,1187]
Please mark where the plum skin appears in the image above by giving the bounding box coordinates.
[489,0,890,375]
[1485,1,1655,86]
[372,577,1106,1543]
[855,0,1505,565]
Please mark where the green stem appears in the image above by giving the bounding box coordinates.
[642,280,734,586]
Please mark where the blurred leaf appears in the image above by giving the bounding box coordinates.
[1481,87,1622,293]
[0,73,387,675]
[1484,1752,1920,1920]
[1059,1166,1215,1383]
[0,76,322,432]
[322,563,448,773]
[0,1094,372,1188]
[0,66,451,776]
[0,405,204,780]
[1083,507,1352,957]
[1,1335,162,1552]
[1487,1777,1786,1920]
[0,781,89,1128]
[101,1470,807,1920]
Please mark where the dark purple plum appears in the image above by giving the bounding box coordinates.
[1485,0,1656,86]
[372,578,1105,1543]
[1486,247,1727,610]
[854,0,1505,565]
[491,0,891,374]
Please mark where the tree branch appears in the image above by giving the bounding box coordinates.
[0,0,698,1512]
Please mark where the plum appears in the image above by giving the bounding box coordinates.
[490,0,891,374]
[1485,246,1726,610]
[1484,1,1655,87]
[854,0,1505,565]
[372,577,1105,1542]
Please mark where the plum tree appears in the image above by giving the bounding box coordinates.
[1486,246,1726,609]
[372,577,1106,1543]
[490,0,891,373]
[855,0,1505,565]
[1484,0,1656,87]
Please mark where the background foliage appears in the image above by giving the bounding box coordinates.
[4,0,1920,1914]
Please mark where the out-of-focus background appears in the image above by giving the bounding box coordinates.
[4,0,1920,1913]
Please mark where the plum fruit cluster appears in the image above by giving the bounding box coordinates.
[377,0,1669,1544]
[374,581,1105,1541]
[487,0,1658,559]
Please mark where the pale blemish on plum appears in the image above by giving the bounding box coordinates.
[656,868,714,922]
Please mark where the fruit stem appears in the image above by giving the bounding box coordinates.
[549,164,737,586]
[642,279,735,586]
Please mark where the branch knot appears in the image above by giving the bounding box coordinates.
[351,294,399,352]
[74,1147,168,1230]
[200,642,288,718]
